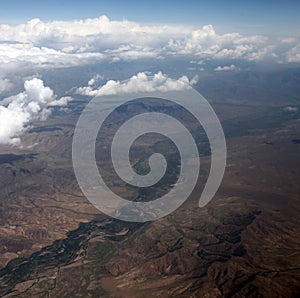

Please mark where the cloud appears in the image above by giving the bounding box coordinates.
[284,45,300,63]
[284,106,298,112]
[0,78,72,145]
[0,77,13,94]
[105,44,161,61]
[165,26,277,62]
[0,15,299,77]
[0,16,190,50]
[214,64,239,72]
[0,43,105,71]
[48,96,73,106]
[76,71,196,97]
[281,37,297,44]
[88,74,104,86]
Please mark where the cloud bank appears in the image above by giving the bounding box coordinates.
[0,15,299,76]
[1,16,298,146]
[0,78,72,145]
[76,72,197,96]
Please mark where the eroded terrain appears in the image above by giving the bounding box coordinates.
[0,99,300,297]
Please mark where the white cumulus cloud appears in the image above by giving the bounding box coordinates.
[214,64,239,72]
[0,78,72,145]
[0,15,299,83]
[76,72,196,97]
[88,74,104,86]
[0,15,298,75]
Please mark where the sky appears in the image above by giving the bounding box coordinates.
[1,0,300,36]
[0,0,300,145]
